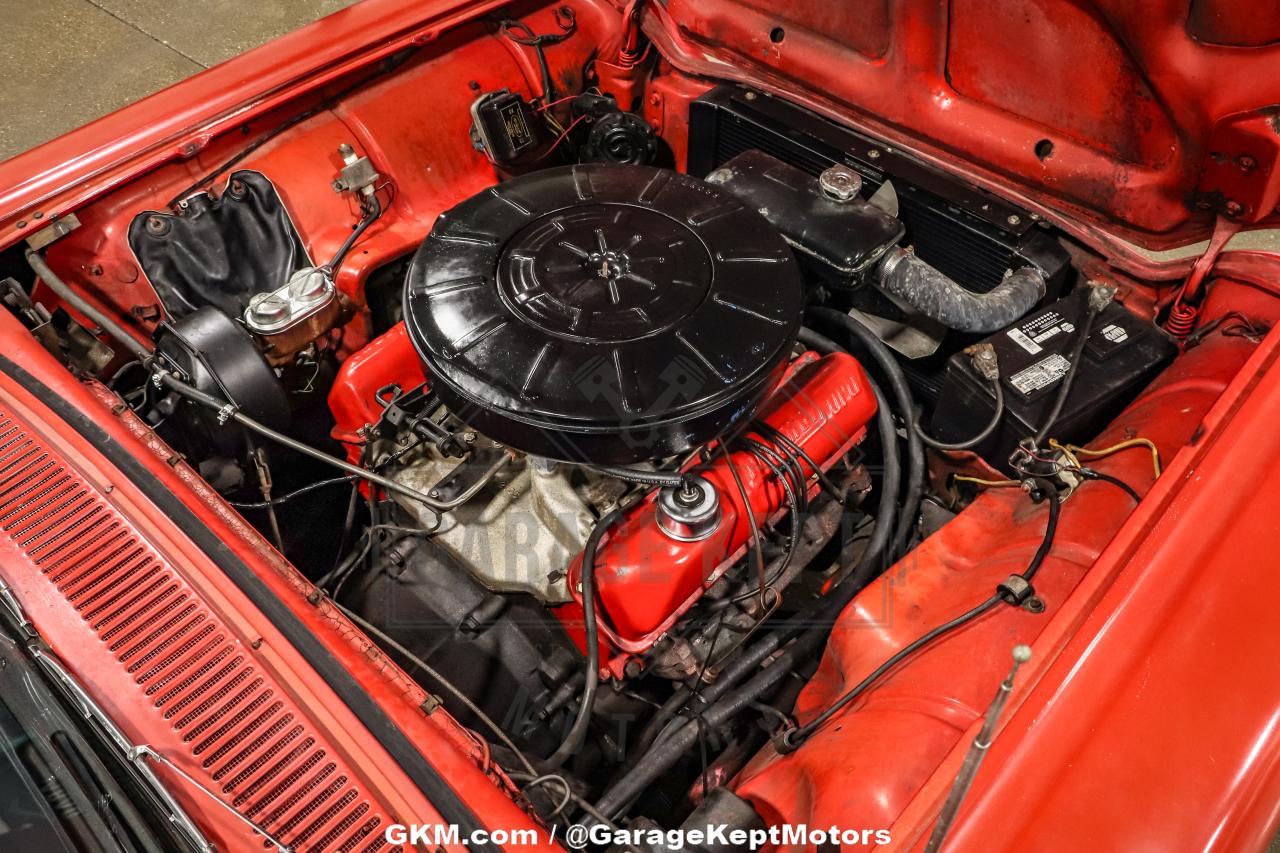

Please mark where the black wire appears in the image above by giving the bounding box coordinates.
[1032,299,1102,446]
[915,380,1004,452]
[731,439,803,602]
[781,482,1061,749]
[227,474,359,509]
[545,506,624,769]
[804,310,924,561]
[752,420,844,501]
[325,193,383,272]
[1079,468,1142,503]
[717,443,769,608]
[778,595,1002,749]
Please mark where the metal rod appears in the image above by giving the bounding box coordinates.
[924,644,1032,853]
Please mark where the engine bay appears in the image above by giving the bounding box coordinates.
[7,1,1280,847]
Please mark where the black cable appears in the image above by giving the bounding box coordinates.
[797,325,898,587]
[717,444,769,608]
[779,481,1060,750]
[915,381,1004,452]
[752,419,843,501]
[325,194,383,272]
[1078,468,1141,503]
[586,463,689,490]
[544,506,624,769]
[805,309,924,561]
[776,595,1002,750]
[731,439,802,602]
[1032,295,1105,447]
[227,474,359,509]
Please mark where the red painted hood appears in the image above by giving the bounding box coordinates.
[649,0,1280,246]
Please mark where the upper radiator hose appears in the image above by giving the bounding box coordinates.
[876,247,1045,334]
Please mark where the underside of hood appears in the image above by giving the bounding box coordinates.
[652,0,1280,249]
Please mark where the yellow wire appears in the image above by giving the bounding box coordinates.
[954,475,1019,488]
[1053,438,1162,478]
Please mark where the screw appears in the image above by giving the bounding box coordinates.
[744,91,757,101]
[1007,214,1022,226]
[1225,199,1245,216]
[866,148,881,159]
[1237,155,1257,172]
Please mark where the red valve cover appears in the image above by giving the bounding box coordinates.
[560,350,877,665]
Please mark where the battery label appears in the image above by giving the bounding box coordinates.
[1009,353,1071,395]
[1007,327,1042,354]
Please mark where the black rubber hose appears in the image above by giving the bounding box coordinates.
[586,464,689,489]
[803,311,923,560]
[27,250,151,360]
[544,507,624,769]
[876,248,1046,334]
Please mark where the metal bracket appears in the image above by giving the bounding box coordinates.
[25,212,82,251]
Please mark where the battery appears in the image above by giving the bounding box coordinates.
[928,288,1177,470]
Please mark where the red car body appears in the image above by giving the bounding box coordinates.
[2,0,1280,850]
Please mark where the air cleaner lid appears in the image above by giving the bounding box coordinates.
[403,164,803,464]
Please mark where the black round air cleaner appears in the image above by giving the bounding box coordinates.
[403,164,803,464]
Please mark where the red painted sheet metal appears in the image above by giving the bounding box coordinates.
[732,284,1280,846]
[645,0,1280,245]
[329,321,427,454]
[887,295,1280,850]
[0,0,515,249]
[0,400,407,851]
[0,309,556,851]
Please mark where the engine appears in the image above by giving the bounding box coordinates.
[322,163,878,754]
[13,15,1225,841]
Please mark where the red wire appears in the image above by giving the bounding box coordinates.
[535,93,578,113]
[545,113,588,157]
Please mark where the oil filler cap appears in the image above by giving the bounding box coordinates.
[403,164,803,463]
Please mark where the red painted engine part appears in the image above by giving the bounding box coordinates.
[560,350,876,671]
[328,320,426,461]
[730,286,1280,841]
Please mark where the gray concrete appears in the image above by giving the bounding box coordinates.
[0,0,358,162]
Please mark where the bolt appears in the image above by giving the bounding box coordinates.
[1007,214,1022,226]
[15,221,25,229]
[1225,199,1245,217]
[429,489,441,499]
[744,91,757,101]
[32,212,43,220]
[1237,155,1257,172]
[866,148,881,160]
[463,431,477,443]
[145,215,171,236]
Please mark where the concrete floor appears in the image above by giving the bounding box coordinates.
[0,0,358,162]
